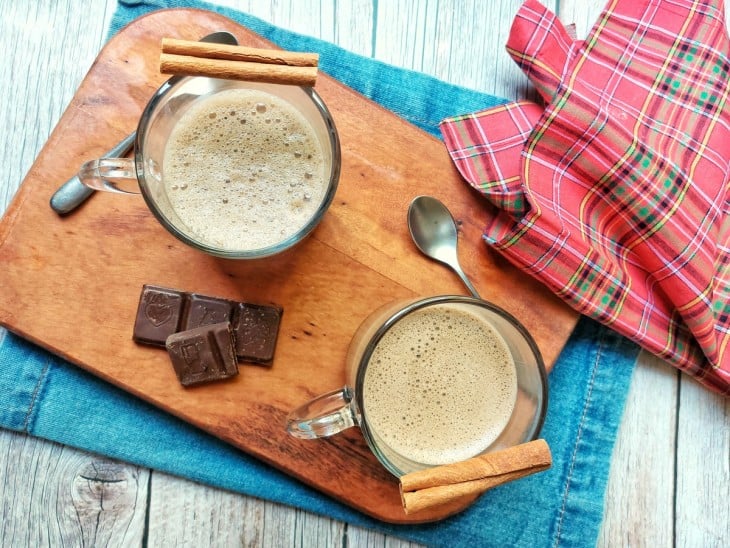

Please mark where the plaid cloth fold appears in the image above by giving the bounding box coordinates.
[441,0,730,394]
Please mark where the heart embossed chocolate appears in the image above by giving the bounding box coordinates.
[145,293,175,327]
[133,286,185,345]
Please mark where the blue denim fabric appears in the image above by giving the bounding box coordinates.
[0,1,640,546]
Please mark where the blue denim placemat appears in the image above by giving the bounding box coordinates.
[0,1,640,545]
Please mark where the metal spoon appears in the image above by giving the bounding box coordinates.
[407,195,481,298]
[49,30,239,215]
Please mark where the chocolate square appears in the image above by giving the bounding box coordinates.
[232,303,283,365]
[185,294,234,330]
[133,285,185,345]
[165,322,238,386]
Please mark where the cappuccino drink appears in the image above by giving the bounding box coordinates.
[162,88,328,251]
[363,304,517,466]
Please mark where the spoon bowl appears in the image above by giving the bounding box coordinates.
[407,195,481,298]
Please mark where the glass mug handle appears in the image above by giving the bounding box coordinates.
[77,158,141,194]
[286,387,358,439]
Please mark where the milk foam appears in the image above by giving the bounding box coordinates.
[162,88,327,251]
[363,305,517,465]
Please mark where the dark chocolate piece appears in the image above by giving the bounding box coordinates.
[133,285,185,345]
[185,293,234,330]
[165,322,238,386]
[232,302,283,365]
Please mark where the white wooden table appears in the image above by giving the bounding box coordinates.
[1,1,728,546]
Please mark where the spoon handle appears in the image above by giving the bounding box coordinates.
[48,31,238,216]
[49,132,135,215]
[451,263,481,299]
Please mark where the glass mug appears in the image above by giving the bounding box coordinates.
[78,76,341,259]
[286,295,548,477]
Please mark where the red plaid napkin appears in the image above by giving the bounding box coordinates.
[441,0,730,394]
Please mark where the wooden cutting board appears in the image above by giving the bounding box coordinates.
[0,9,578,523]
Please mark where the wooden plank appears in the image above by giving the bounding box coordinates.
[0,0,112,206]
[0,430,148,546]
[146,471,349,545]
[347,527,424,548]
[375,0,541,100]
[675,377,730,546]
[597,353,677,546]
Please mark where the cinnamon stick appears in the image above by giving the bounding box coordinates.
[159,38,319,86]
[161,38,319,67]
[399,439,552,514]
[159,54,318,86]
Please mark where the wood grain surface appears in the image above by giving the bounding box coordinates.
[2,1,727,546]
[0,8,576,523]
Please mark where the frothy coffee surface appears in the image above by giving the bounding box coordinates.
[162,88,327,251]
[363,304,517,466]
